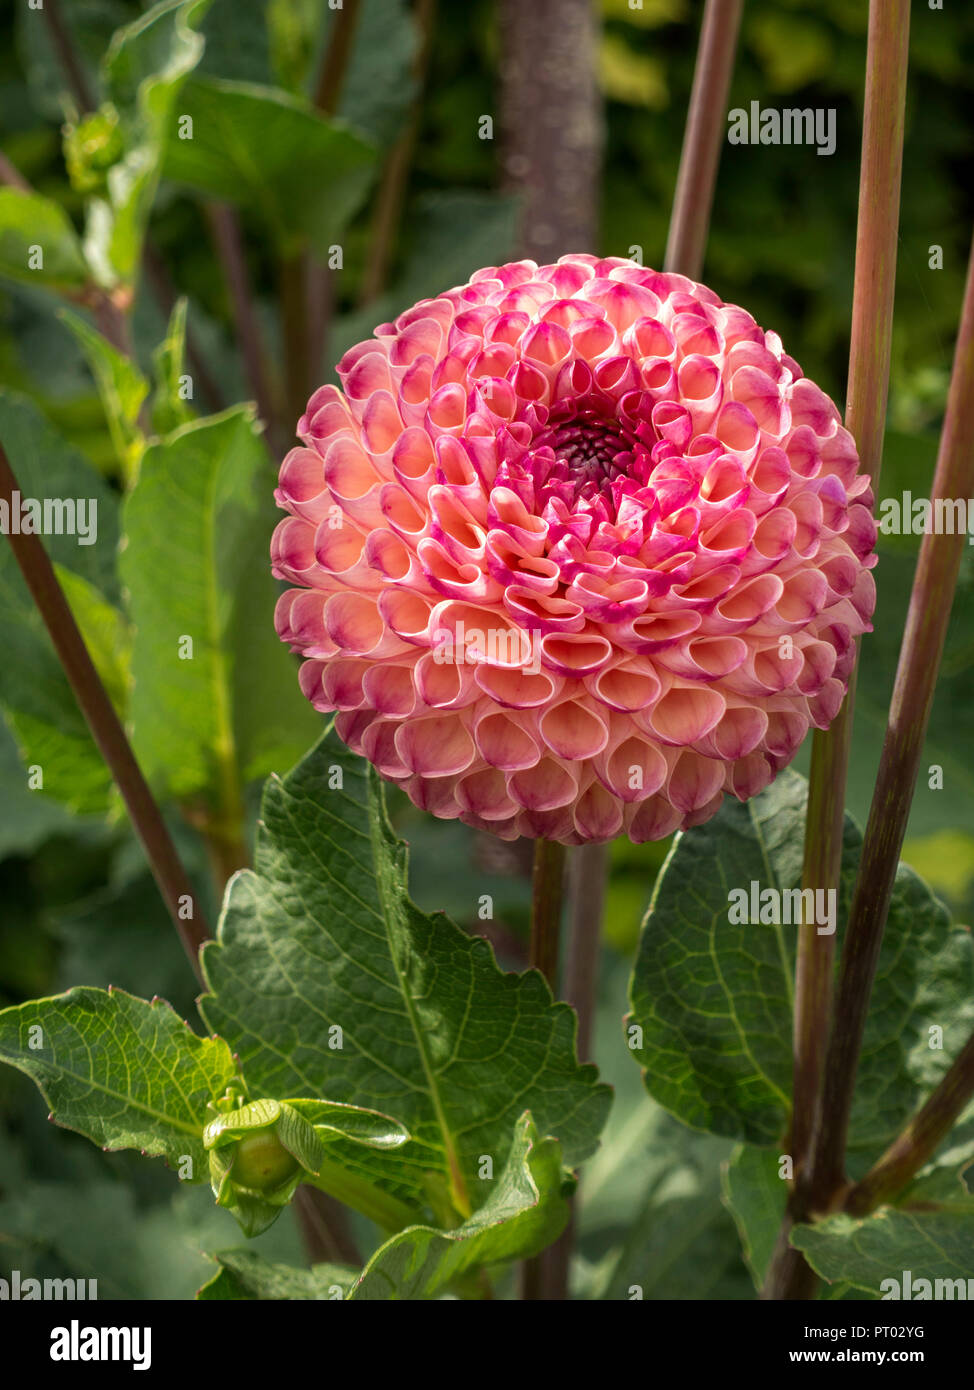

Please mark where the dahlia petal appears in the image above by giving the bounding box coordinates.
[395,716,476,777]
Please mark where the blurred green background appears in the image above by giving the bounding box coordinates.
[1,0,972,1298]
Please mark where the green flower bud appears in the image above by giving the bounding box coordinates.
[63,105,124,195]
[203,1094,324,1238]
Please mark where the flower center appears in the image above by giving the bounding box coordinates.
[523,395,659,518]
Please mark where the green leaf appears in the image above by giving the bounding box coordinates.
[198,1249,356,1301]
[119,406,320,809]
[339,0,419,147]
[0,390,122,814]
[626,770,974,1154]
[792,1209,974,1298]
[150,297,195,434]
[59,308,148,478]
[198,0,273,84]
[0,719,76,857]
[200,731,611,1225]
[0,189,90,294]
[90,0,211,284]
[0,986,237,1176]
[54,566,132,719]
[721,1145,787,1291]
[162,78,376,254]
[348,1115,569,1300]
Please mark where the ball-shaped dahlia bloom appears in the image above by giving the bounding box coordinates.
[272,255,876,844]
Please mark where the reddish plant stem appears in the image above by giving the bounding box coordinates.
[0,441,210,981]
[293,1186,362,1267]
[846,1026,974,1215]
[813,228,974,1199]
[280,252,313,437]
[314,0,362,114]
[520,836,568,1300]
[42,0,96,114]
[204,202,281,448]
[528,838,568,989]
[357,0,437,307]
[141,244,224,413]
[764,0,911,1302]
[564,842,608,1064]
[664,0,743,280]
[306,0,364,378]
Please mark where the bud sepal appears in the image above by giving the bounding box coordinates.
[203,1089,324,1237]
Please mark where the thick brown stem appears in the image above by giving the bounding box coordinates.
[498,0,601,261]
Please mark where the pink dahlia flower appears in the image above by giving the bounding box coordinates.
[271,255,876,844]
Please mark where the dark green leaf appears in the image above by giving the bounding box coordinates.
[198,1248,356,1300]
[627,770,974,1155]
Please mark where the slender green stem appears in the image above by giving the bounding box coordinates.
[763,0,911,1301]
[0,441,210,980]
[664,0,743,280]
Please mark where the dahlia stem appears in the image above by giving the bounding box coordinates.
[306,0,364,376]
[141,244,224,413]
[814,227,974,1197]
[0,440,210,982]
[42,0,96,114]
[764,0,910,1301]
[313,0,362,113]
[293,1186,362,1267]
[498,0,601,261]
[280,252,313,437]
[205,202,282,450]
[564,842,608,1063]
[845,1027,974,1216]
[520,836,568,1300]
[358,0,437,307]
[664,0,743,280]
[528,838,568,988]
